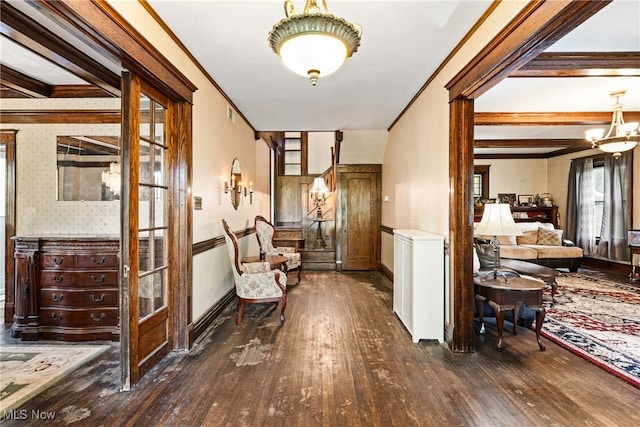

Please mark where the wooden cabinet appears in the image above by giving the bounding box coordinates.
[474,205,559,228]
[10,237,119,341]
[393,229,445,343]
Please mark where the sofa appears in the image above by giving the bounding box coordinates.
[475,221,583,272]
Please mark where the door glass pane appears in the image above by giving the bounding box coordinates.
[140,140,152,185]
[139,231,151,275]
[154,146,165,186]
[140,95,151,139]
[155,188,167,228]
[139,186,151,229]
[138,94,168,322]
[152,270,165,312]
[139,273,153,319]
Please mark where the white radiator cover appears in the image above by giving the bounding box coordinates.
[393,229,445,343]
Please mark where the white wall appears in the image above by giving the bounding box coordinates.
[308,132,334,174]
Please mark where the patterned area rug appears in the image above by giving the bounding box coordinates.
[541,273,640,388]
[0,345,109,413]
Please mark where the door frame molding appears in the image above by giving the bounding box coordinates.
[1,1,195,387]
[445,0,610,352]
[1,131,16,324]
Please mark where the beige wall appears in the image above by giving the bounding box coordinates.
[383,1,529,328]
[474,158,548,201]
[1,98,121,236]
[341,129,388,164]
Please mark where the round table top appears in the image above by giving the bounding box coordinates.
[473,275,545,291]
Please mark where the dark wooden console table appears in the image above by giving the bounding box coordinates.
[474,276,546,352]
[11,236,119,341]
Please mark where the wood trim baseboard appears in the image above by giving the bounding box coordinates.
[192,227,255,255]
[189,289,236,346]
[379,262,393,284]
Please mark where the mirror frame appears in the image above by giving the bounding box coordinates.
[230,158,242,210]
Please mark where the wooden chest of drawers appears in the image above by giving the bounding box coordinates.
[11,237,119,341]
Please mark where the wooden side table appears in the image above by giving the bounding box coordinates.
[500,258,559,303]
[474,276,546,352]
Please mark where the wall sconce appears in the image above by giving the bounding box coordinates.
[225,158,242,210]
[244,181,253,204]
[309,177,330,218]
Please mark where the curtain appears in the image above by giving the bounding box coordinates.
[566,157,596,255]
[596,151,632,261]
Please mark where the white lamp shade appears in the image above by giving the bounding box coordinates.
[475,203,522,236]
[310,177,330,194]
[279,33,348,78]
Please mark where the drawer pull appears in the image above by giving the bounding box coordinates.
[90,293,106,302]
[52,257,64,266]
[52,274,64,283]
[91,256,107,265]
[51,312,63,321]
[90,313,106,322]
[90,274,106,283]
[52,293,64,302]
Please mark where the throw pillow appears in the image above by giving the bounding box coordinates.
[537,227,563,246]
[517,230,538,245]
[474,243,496,268]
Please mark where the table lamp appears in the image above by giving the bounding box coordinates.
[475,203,522,280]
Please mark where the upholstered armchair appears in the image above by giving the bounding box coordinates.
[254,215,302,284]
[222,219,287,325]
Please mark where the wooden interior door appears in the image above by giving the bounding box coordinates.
[121,74,172,388]
[338,165,381,270]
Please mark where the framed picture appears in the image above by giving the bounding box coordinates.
[518,194,534,206]
[497,193,516,205]
[629,230,640,247]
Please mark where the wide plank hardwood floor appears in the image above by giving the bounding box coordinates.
[2,271,639,426]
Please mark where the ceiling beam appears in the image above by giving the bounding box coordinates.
[0,2,120,97]
[475,111,640,126]
[512,52,640,77]
[474,145,587,160]
[0,64,51,98]
[474,138,587,148]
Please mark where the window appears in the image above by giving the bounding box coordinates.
[283,136,302,175]
[473,165,490,200]
[593,161,604,239]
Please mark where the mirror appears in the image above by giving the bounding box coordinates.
[230,158,242,210]
[57,136,121,201]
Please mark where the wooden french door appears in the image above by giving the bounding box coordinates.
[338,165,381,270]
[121,73,173,388]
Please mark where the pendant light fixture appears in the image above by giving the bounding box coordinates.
[268,0,362,86]
[585,90,639,157]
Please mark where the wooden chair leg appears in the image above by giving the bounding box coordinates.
[279,297,286,324]
[236,300,246,325]
[296,266,301,284]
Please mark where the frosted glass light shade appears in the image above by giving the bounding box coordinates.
[598,140,638,153]
[279,33,348,81]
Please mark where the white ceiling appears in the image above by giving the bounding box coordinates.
[1,0,639,155]
[145,0,640,133]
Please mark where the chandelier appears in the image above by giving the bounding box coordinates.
[101,162,121,196]
[268,0,362,86]
[585,90,639,157]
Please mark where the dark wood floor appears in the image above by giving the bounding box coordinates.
[2,270,639,426]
